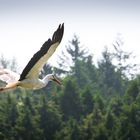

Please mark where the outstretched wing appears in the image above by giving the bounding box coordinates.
[19,23,64,81]
[0,68,20,83]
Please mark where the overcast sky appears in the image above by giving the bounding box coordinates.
[0,0,140,72]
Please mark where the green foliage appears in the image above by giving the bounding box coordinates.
[98,47,126,96]
[82,86,94,115]
[60,79,83,120]
[126,80,139,100]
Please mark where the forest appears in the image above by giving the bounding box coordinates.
[0,35,140,140]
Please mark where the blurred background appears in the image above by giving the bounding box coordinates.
[0,1,140,140]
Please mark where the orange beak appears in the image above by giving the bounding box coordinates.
[52,75,62,85]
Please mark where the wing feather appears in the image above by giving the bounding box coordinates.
[19,23,64,81]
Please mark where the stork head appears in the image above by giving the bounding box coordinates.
[45,74,61,85]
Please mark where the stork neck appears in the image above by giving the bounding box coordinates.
[42,75,50,85]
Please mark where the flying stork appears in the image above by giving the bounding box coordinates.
[0,23,64,92]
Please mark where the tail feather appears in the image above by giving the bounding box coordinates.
[0,81,20,92]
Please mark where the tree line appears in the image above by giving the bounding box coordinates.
[0,35,140,140]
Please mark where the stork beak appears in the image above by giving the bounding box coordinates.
[52,75,62,85]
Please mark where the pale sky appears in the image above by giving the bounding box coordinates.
[0,0,140,73]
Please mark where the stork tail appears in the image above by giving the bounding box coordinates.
[0,81,20,92]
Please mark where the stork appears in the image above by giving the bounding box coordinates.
[0,23,64,92]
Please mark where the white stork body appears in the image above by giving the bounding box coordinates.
[0,23,64,92]
[18,74,57,90]
[18,78,45,90]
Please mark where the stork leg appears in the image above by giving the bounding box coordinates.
[0,81,20,92]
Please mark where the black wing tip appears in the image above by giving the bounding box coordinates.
[58,23,64,28]
[52,23,64,44]
[59,23,64,29]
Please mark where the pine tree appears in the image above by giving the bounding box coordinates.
[98,47,125,96]
[39,96,62,140]
[60,80,82,120]
[56,35,89,75]
[82,86,94,115]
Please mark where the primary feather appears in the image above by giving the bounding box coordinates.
[19,23,64,81]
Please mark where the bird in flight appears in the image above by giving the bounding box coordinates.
[0,23,64,92]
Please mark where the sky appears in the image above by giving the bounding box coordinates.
[0,0,140,73]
